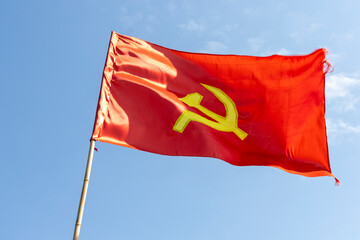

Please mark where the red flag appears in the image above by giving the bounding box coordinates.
[92,31,338,183]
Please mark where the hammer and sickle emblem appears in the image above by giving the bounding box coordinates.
[173,84,248,140]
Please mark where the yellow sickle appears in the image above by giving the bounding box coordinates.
[173,84,247,140]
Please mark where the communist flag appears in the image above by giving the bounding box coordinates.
[92,31,338,183]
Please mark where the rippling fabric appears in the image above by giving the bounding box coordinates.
[92,31,337,183]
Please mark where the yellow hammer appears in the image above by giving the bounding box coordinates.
[173,84,247,140]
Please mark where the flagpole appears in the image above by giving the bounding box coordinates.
[73,139,96,240]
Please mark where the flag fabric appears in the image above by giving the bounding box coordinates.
[92,31,337,183]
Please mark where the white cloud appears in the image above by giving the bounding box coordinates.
[199,41,228,54]
[276,48,291,55]
[288,13,322,44]
[146,14,156,22]
[210,24,238,38]
[117,7,157,33]
[330,32,354,43]
[119,10,144,26]
[326,74,360,111]
[179,19,204,32]
[326,119,360,134]
[248,38,263,52]
[222,24,238,32]
[167,2,176,11]
[308,22,321,32]
[181,1,194,12]
[256,48,291,57]
[326,52,341,66]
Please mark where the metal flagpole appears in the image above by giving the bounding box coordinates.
[73,139,96,240]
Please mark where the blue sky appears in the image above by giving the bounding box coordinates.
[1,0,360,239]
